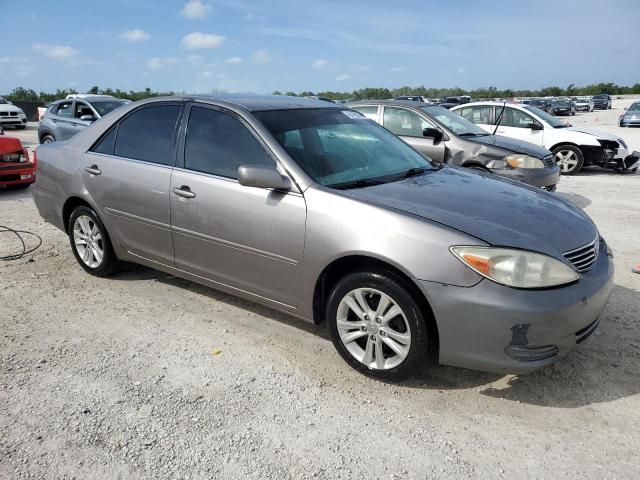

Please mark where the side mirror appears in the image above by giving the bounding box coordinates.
[423,127,443,142]
[238,165,292,191]
[530,122,543,131]
[623,107,628,111]
[80,114,95,122]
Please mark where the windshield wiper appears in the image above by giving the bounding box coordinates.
[330,178,386,190]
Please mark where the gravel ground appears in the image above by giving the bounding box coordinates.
[1,103,639,479]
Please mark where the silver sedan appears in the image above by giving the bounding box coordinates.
[32,95,613,381]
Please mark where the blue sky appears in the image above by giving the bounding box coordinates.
[2,0,638,94]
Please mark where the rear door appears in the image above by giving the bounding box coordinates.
[381,106,445,162]
[51,100,77,140]
[170,104,306,307]
[81,103,183,265]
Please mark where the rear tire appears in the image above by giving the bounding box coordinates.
[68,206,120,277]
[552,145,584,175]
[326,270,433,382]
[41,134,55,144]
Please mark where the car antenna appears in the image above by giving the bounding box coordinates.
[493,101,506,136]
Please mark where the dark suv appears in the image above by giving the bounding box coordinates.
[592,94,612,110]
[38,95,129,143]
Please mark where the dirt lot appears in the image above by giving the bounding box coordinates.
[1,103,639,479]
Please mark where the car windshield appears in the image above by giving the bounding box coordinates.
[593,95,607,99]
[523,105,568,128]
[420,105,489,136]
[628,103,640,111]
[529,99,546,106]
[254,108,438,189]
[89,100,129,116]
[556,101,570,106]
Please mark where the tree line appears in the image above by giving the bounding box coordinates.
[4,82,640,103]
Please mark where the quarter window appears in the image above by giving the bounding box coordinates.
[383,107,434,137]
[92,128,117,155]
[184,107,274,179]
[114,105,181,165]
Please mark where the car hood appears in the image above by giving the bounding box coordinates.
[466,134,550,158]
[341,166,597,258]
[566,126,620,141]
[0,104,21,113]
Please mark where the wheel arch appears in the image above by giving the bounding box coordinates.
[62,196,95,233]
[312,254,439,352]
[548,141,582,152]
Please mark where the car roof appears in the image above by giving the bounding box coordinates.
[51,95,126,104]
[189,94,341,112]
[348,99,438,108]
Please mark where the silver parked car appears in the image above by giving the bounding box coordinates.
[33,95,613,381]
[38,94,129,144]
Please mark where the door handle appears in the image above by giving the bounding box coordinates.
[173,186,196,199]
[85,165,101,176]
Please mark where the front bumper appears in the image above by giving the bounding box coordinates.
[417,238,614,374]
[0,115,27,126]
[490,164,560,188]
[0,161,36,186]
[620,117,640,126]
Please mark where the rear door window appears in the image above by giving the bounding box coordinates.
[350,106,378,120]
[55,101,73,118]
[114,104,181,165]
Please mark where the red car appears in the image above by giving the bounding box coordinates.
[0,135,36,189]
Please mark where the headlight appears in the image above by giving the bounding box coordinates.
[450,246,579,288]
[504,154,545,169]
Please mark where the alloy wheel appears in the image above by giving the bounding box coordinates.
[73,215,104,268]
[555,150,579,173]
[336,288,411,370]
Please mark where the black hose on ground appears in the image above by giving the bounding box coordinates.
[0,225,42,261]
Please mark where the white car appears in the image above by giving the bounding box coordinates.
[0,98,27,130]
[452,102,631,174]
[573,96,594,112]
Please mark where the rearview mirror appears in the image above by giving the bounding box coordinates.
[530,122,543,131]
[423,127,443,142]
[238,165,292,191]
[80,114,95,122]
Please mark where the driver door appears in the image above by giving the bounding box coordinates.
[494,107,544,146]
[170,105,307,308]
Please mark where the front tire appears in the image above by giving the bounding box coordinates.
[41,134,55,144]
[553,145,584,175]
[326,271,433,381]
[68,206,120,277]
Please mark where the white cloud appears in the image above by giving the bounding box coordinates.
[118,29,150,43]
[457,67,465,74]
[389,66,405,73]
[186,54,203,63]
[251,49,270,64]
[244,12,256,21]
[0,56,28,63]
[311,59,328,69]
[181,32,226,49]
[225,57,243,64]
[180,0,212,19]
[147,57,178,69]
[32,43,78,61]
[336,74,350,81]
[351,64,371,72]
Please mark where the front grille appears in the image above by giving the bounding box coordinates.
[0,112,7,117]
[576,319,599,345]
[563,237,599,272]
